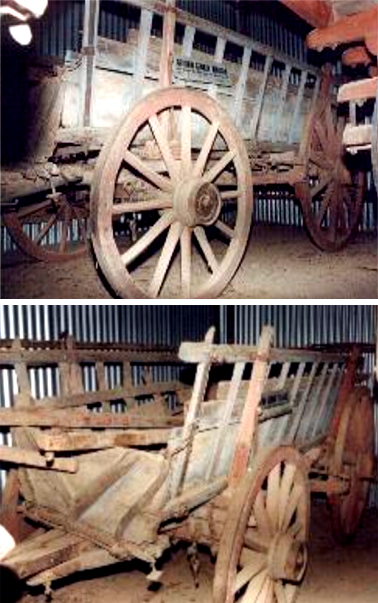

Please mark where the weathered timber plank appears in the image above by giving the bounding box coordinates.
[0,445,78,473]
[3,530,90,579]
[179,341,346,365]
[0,408,183,429]
[35,428,176,452]
[27,382,189,409]
[159,476,228,523]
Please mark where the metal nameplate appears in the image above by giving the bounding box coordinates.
[173,56,230,86]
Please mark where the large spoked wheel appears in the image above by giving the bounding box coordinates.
[2,189,88,262]
[214,447,310,603]
[328,387,375,544]
[91,87,253,299]
[296,74,364,252]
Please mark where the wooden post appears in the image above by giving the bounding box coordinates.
[159,0,176,88]
[80,0,100,127]
[229,326,275,485]
[132,8,153,104]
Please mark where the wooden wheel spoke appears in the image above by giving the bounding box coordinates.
[259,577,274,603]
[181,105,192,176]
[278,464,296,530]
[124,150,173,193]
[314,120,328,152]
[147,221,183,298]
[337,199,348,234]
[204,149,236,183]
[215,219,234,239]
[274,581,288,603]
[310,174,333,199]
[244,531,270,554]
[59,206,71,253]
[282,485,303,532]
[17,199,53,219]
[266,464,280,530]
[112,196,172,215]
[310,151,333,171]
[234,551,266,594]
[315,184,334,229]
[180,226,192,298]
[33,212,58,245]
[70,204,87,241]
[193,120,219,178]
[194,226,219,273]
[328,193,338,241]
[121,210,174,267]
[241,569,268,603]
[149,114,179,182]
[220,189,241,200]
[253,491,272,538]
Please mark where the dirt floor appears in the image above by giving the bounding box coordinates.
[2,503,377,603]
[1,225,377,299]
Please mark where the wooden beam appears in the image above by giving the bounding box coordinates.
[306,7,378,55]
[32,381,188,409]
[0,445,78,473]
[80,0,100,127]
[342,46,372,67]
[34,428,176,452]
[229,326,274,484]
[280,0,333,28]
[0,408,183,429]
[337,76,377,102]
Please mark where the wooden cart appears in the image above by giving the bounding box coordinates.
[0,336,188,541]
[1,326,376,602]
[0,0,369,297]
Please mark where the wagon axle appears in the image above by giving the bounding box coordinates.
[173,179,222,228]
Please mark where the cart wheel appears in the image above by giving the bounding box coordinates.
[214,447,309,603]
[2,190,88,262]
[296,75,364,252]
[328,387,375,543]
[91,87,252,298]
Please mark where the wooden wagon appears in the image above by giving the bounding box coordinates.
[1,0,372,297]
[1,326,376,602]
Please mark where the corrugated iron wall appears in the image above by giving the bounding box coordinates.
[220,304,378,506]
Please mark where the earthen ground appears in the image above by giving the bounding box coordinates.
[1,225,377,299]
[4,503,377,603]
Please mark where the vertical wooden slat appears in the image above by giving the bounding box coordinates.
[272,62,291,142]
[310,363,339,438]
[80,0,100,127]
[181,24,195,57]
[159,0,176,88]
[206,361,245,480]
[287,362,318,444]
[171,327,215,497]
[208,37,226,99]
[233,46,252,128]
[288,69,308,143]
[250,54,273,139]
[230,326,274,485]
[132,9,153,102]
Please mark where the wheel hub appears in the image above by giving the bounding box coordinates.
[268,533,307,582]
[173,179,221,227]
